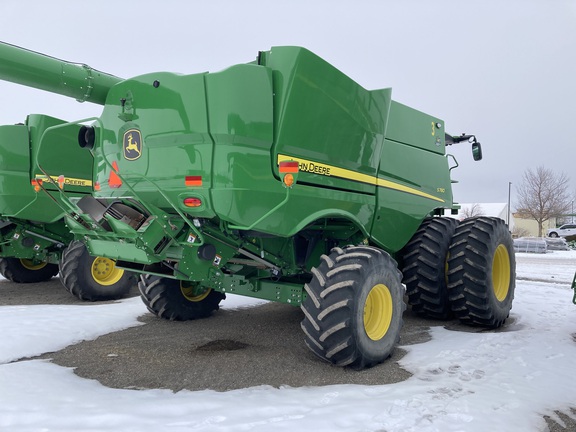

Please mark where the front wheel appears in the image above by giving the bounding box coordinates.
[59,241,135,301]
[549,232,559,238]
[447,217,515,327]
[0,258,59,283]
[138,275,225,321]
[300,245,405,369]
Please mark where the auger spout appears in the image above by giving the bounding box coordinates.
[0,41,122,105]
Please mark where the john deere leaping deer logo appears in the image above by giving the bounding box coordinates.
[123,129,142,160]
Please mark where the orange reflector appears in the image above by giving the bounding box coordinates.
[94,181,101,191]
[31,179,42,192]
[283,173,295,187]
[183,197,202,207]
[185,176,202,187]
[108,161,122,188]
[57,175,65,189]
[279,161,299,173]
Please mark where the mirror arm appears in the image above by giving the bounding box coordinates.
[445,133,482,161]
[445,133,478,145]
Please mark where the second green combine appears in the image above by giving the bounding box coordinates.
[0,44,135,300]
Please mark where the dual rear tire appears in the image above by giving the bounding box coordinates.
[401,216,515,327]
[447,216,515,327]
[401,217,457,320]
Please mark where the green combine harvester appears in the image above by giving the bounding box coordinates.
[0,42,516,368]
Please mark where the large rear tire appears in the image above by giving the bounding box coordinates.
[0,258,59,283]
[447,217,515,327]
[300,245,405,369]
[401,217,457,319]
[59,241,135,301]
[138,275,225,321]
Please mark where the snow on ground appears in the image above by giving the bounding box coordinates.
[1,252,576,431]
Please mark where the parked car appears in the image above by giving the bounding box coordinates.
[547,224,576,238]
[513,237,547,253]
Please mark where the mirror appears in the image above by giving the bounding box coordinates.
[472,141,482,161]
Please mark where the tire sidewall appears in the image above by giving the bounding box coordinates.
[350,252,404,364]
[486,221,516,321]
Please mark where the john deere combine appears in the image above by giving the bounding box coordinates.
[0,41,515,368]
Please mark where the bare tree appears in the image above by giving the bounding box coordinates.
[511,226,530,238]
[515,166,572,237]
[461,203,484,219]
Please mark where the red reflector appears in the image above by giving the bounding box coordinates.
[183,197,202,207]
[108,161,122,188]
[185,176,202,187]
[279,161,299,173]
[94,181,101,191]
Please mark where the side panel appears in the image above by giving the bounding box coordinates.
[95,72,215,217]
[386,101,446,153]
[224,46,391,237]
[0,117,89,223]
[267,47,386,195]
[207,64,277,227]
[29,114,93,194]
[0,125,35,217]
[370,102,454,252]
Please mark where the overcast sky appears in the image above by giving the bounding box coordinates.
[0,0,574,208]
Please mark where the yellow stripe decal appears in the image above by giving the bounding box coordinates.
[35,174,93,187]
[277,154,444,203]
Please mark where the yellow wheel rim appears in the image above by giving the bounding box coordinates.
[20,259,48,271]
[363,283,393,341]
[180,282,211,302]
[90,257,124,286]
[492,244,511,301]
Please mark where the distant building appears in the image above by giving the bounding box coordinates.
[513,214,557,238]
